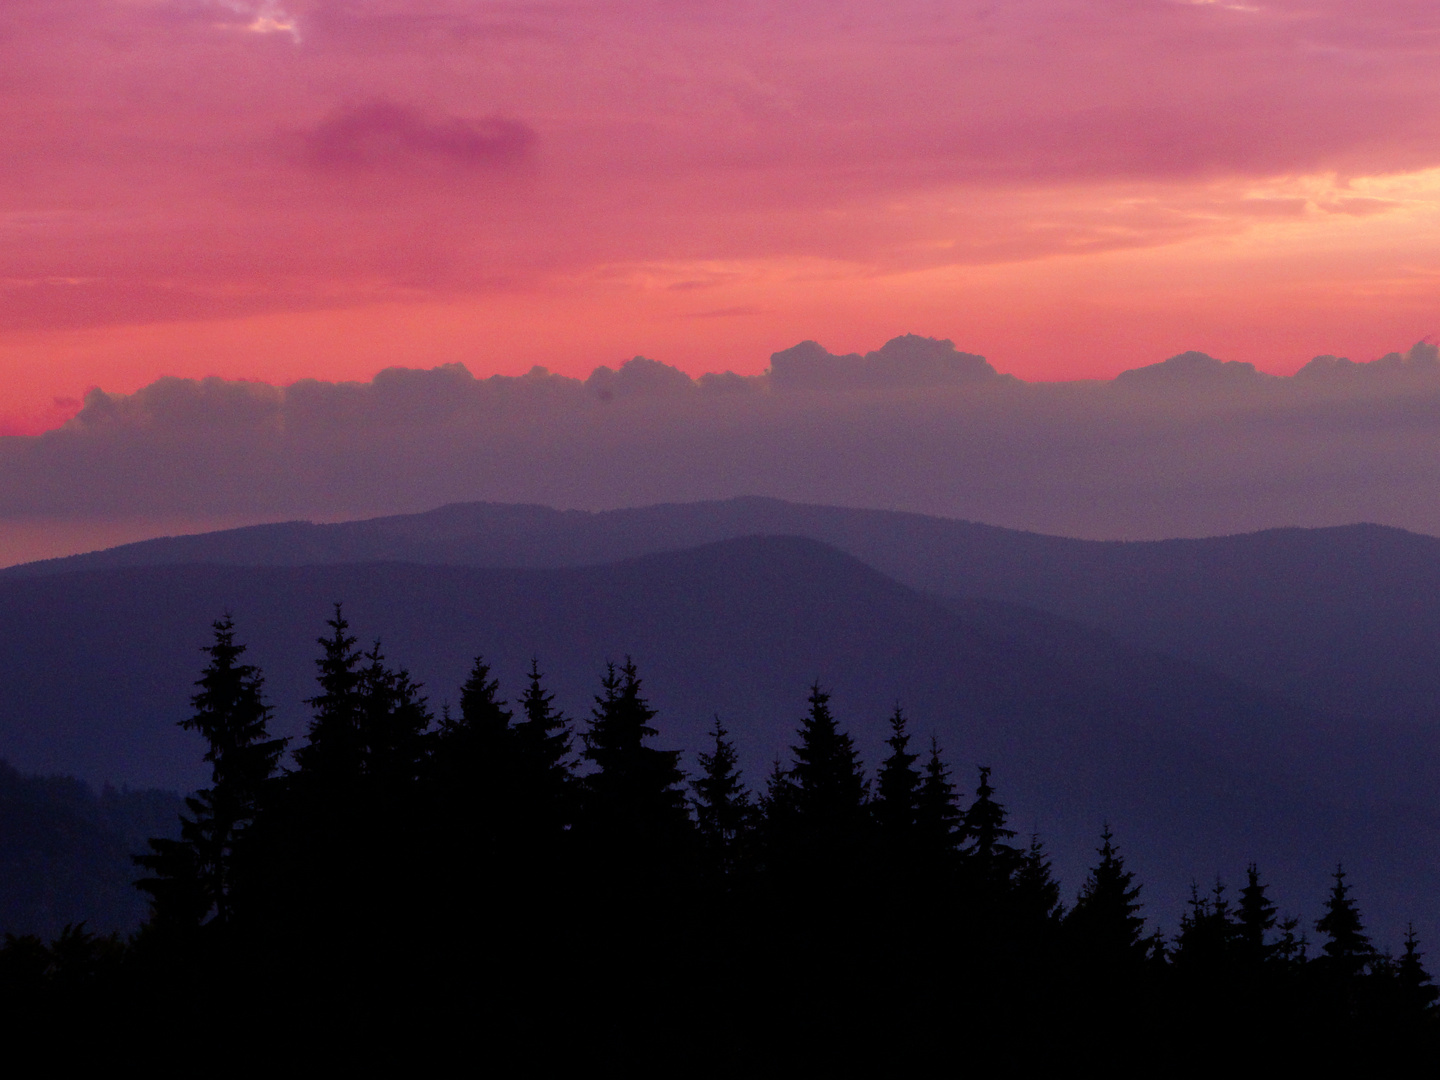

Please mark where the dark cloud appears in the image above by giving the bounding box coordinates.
[299,101,536,172]
[1113,351,1271,390]
[6,335,1440,559]
[769,334,1002,390]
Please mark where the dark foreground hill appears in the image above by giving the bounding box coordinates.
[0,535,1431,946]
[12,497,1440,742]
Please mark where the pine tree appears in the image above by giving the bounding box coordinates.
[512,658,575,839]
[915,736,962,866]
[295,604,365,789]
[691,718,753,876]
[581,658,689,848]
[964,765,1022,896]
[1066,824,1146,967]
[1012,833,1064,928]
[1173,878,1234,973]
[1396,925,1439,1020]
[1235,863,1278,966]
[788,682,868,854]
[872,707,921,849]
[356,641,432,792]
[1316,864,1373,980]
[135,616,286,929]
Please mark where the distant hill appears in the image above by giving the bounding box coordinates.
[0,534,1432,947]
[0,761,181,939]
[12,497,1440,739]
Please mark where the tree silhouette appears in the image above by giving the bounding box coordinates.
[1396,925,1439,1021]
[1013,833,1064,929]
[356,642,432,792]
[1173,879,1234,974]
[294,604,365,789]
[963,766,1021,899]
[1316,864,1372,980]
[135,616,285,929]
[581,658,689,849]
[915,736,962,867]
[511,658,575,841]
[1066,824,1146,968]
[691,718,753,877]
[788,682,868,858]
[1235,863,1277,967]
[872,707,921,850]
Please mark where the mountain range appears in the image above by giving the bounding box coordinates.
[1,497,1437,946]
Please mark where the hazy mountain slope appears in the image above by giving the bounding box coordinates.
[11,498,1440,735]
[0,762,182,939]
[0,535,1431,945]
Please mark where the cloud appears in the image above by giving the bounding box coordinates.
[298,101,536,172]
[8,334,1440,563]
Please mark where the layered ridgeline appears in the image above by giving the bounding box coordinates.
[1,518,1438,951]
[13,495,1440,738]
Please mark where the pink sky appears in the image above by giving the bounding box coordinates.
[4,0,1440,433]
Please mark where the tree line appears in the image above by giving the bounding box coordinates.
[1,606,1436,1062]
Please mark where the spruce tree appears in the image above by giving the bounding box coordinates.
[356,642,432,792]
[872,707,921,849]
[434,655,511,825]
[581,658,689,848]
[512,658,575,840]
[1173,878,1234,974]
[964,765,1022,897]
[691,718,753,876]
[1235,863,1278,966]
[1012,833,1064,928]
[1396,925,1439,1020]
[136,616,285,929]
[915,736,962,866]
[1066,824,1146,967]
[1316,864,1373,980]
[295,604,365,790]
[788,682,868,855]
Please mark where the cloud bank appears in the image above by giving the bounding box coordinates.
[5,334,1440,564]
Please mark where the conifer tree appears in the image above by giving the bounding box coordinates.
[1012,833,1064,928]
[434,655,511,815]
[1396,925,1439,1020]
[788,682,868,852]
[1235,863,1278,966]
[512,658,575,839]
[915,736,962,865]
[136,616,286,928]
[1316,864,1373,980]
[872,707,921,847]
[1066,824,1147,967]
[581,658,689,847]
[964,766,1022,896]
[691,718,753,876]
[356,642,432,791]
[1173,879,1234,973]
[295,604,365,789]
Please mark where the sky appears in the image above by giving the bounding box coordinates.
[6,0,1440,437]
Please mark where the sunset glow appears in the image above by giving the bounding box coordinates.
[5,0,1440,433]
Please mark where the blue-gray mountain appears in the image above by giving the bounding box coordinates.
[2,503,1439,949]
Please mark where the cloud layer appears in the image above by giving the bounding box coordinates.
[6,334,1440,564]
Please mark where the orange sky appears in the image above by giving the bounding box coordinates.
[4,0,1440,433]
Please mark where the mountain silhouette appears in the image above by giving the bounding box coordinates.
[0,532,1433,945]
[12,497,1440,745]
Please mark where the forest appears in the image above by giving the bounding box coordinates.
[1,607,1435,1063]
